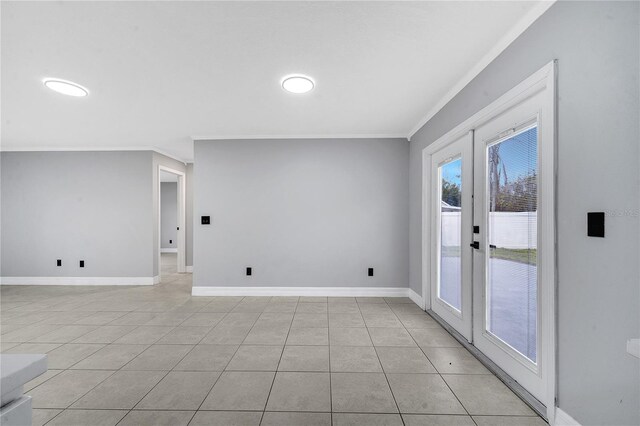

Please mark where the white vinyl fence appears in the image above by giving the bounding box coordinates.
[442,212,537,249]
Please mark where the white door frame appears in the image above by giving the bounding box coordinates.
[158,165,186,274]
[421,61,556,422]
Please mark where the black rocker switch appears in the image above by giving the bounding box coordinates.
[57,259,62,267]
[368,268,374,277]
[79,260,85,268]
[587,212,605,238]
[201,216,211,225]
[246,267,252,276]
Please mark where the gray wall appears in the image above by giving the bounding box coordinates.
[193,138,409,288]
[186,163,194,267]
[408,2,639,424]
[152,152,186,276]
[1,151,154,277]
[160,182,177,249]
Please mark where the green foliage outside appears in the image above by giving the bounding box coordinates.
[441,246,537,266]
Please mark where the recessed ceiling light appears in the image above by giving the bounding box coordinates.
[43,78,89,97]
[281,75,314,94]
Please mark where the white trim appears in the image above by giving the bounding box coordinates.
[407,0,556,139]
[192,286,411,298]
[191,134,407,141]
[418,62,555,160]
[554,408,581,426]
[420,61,556,420]
[186,266,193,273]
[160,248,178,253]
[408,288,424,308]
[1,147,188,164]
[0,276,156,286]
[158,165,187,275]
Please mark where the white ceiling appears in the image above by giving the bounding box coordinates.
[1,1,552,162]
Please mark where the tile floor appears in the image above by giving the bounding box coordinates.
[0,254,547,425]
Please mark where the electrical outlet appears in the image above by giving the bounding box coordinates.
[368,267,374,277]
[79,260,85,268]
[56,259,62,267]
[246,267,252,276]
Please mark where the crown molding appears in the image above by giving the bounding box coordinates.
[0,146,187,164]
[191,134,408,141]
[407,0,556,140]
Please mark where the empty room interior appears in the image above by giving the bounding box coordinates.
[1,1,639,426]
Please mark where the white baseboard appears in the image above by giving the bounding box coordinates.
[186,266,193,273]
[0,276,157,286]
[554,408,581,426]
[408,288,425,309]
[160,248,178,253]
[192,286,412,298]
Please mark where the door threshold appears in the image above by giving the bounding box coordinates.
[426,309,548,421]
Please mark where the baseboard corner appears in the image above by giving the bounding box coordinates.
[408,288,425,309]
[555,408,581,426]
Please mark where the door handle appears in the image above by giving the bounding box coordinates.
[489,244,497,249]
[470,241,480,249]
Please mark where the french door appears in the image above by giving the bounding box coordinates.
[429,132,473,341]
[472,84,551,404]
[425,62,555,414]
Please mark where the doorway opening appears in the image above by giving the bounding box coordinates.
[158,166,186,280]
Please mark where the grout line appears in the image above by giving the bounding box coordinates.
[327,299,332,426]
[258,296,295,425]
[192,306,247,419]
[360,300,405,425]
[403,319,474,423]
[117,298,243,424]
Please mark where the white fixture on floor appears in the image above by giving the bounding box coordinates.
[0,354,47,426]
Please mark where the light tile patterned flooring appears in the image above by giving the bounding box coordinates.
[0,255,546,426]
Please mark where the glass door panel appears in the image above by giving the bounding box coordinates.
[430,131,473,341]
[486,125,538,363]
[472,78,552,404]
[439,158,463,311]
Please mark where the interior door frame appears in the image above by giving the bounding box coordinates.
[421,60,556,422]
[158,165,187,275]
